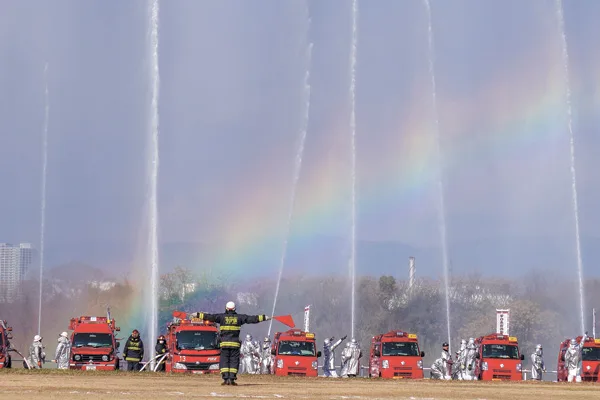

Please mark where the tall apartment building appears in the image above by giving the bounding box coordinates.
[0,243,34,303]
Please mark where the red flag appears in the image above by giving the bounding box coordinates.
[173,310,187,320]
[273,315,295,328]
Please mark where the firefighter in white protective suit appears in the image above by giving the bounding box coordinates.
[240,334,260,374]
[53,332,71,370]
[430,342,452,380]
[346,339,362,377]
[462,338,478,380]
[260,337,272,374]
[340,343,352,377]
[323,335,346,377]
[530,344,545,380]
[453,339,467,380]
[26,335,46,369]
[564,333,587,382]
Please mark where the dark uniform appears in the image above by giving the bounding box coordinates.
[191,310,268,384]
[155,336,168,372]
[124,331,144,371]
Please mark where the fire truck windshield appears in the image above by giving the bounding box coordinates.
[582,347,600,361]
[482,344,519,359]
[176,331,218,350]
[73,333,113,348]
[382,342,419,356]
[278,340,316,356]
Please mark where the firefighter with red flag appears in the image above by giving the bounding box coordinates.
[189,302,270,386]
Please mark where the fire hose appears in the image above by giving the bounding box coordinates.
[138,353,166,372]
[152,353,168,372]
[8,348,33,369]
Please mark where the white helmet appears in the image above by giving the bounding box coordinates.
[34,335,42,342]
[351,338,357,344]
[225,301,236,311]
[324,338,330,345]
[60,332,68,338]
[246,334,252,341]
[264,337,270,342]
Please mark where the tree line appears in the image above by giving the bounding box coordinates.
[2,265,596,370]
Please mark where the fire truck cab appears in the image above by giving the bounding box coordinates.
[474,334,524,381]
[68,316,121,371]
[557,336,600,382]
[0,320,12,369]
[271,329,321,377]
[164,317,220,373]
[369,331,424,378]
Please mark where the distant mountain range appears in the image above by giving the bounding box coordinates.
[38,235,600,281]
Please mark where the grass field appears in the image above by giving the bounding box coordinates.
[0,370,597,400]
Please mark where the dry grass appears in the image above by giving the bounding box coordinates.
[0,370,598,400]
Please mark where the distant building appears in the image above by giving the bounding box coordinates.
[89,281,117,291]
[0,243,34,303]
[181,282,196,301]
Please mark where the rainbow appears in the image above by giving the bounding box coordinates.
[192,38,600,281]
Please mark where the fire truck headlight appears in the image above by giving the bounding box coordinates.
[311,361,318,370]
[102,355,109,362]
[174,362,187,370]
[74,355,81,361]
[482,362,488,371]
[277,359,284,369]
[382,360,389,369]
[417,360,423,369]
[516,363,522,372]
[587,365,591,370]
[209,364,219,370]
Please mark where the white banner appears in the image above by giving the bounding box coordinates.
[496,309,510,335]
[304,305,310,332]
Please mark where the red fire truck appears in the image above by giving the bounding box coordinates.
[164,317,220,373]
[557,336,600,382]
[0,320,12,369]
[271,329,321,377]
[68,315,121,371]
[474,334,524,381]
[368,331,425,379]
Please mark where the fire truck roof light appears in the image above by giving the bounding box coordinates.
[396,332,404,336]
[595,339,600,344]
[294,331,301,335]
[305,333,315,339]
[497,335,504,339]
[509,336,517,342]
[408,334,417,339]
